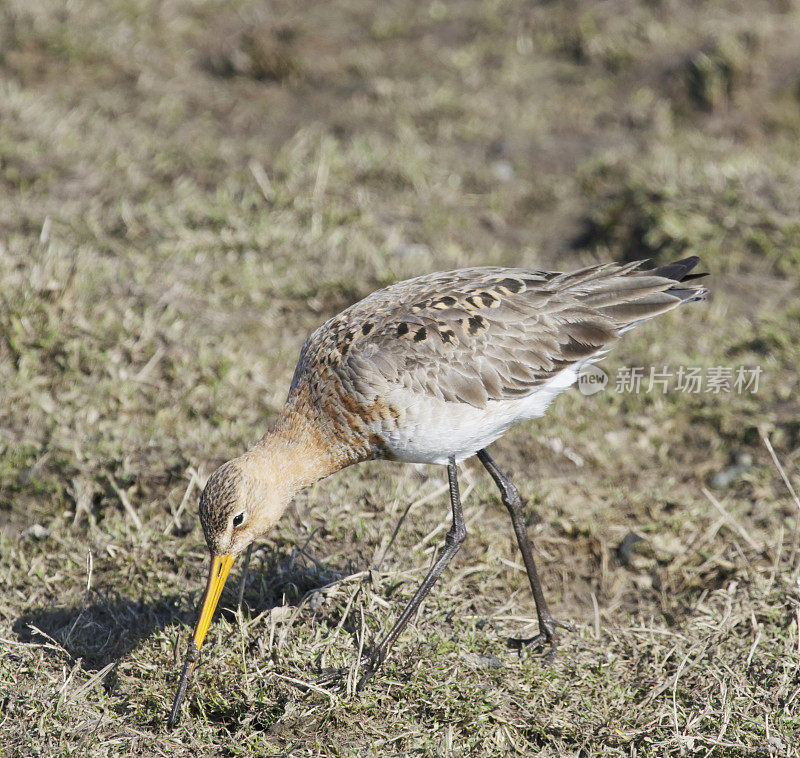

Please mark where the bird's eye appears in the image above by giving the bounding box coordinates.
[232,512,246,528]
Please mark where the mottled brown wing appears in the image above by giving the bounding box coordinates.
[292,261,705,409]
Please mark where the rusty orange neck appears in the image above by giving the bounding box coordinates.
[243,400,362,501]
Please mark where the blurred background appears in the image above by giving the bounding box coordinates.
[1,1,799,755]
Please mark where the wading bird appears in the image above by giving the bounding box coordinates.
[167,257,707,726]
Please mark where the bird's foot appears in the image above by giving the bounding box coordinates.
[315,667,348,686]
[507,618,572,661]
[314,647,386,693]
[355,647,384,693]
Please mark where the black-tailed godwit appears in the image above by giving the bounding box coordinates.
[167,256,707,726]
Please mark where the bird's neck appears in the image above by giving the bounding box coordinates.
[240,404,356,505]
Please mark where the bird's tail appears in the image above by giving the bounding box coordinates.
[554,255,708,332]
[647,255,709,305]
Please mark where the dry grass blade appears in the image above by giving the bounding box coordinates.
[65,552,93,646]
[272,673,339,704]
[373,481,451,570]
[760,428,800,516]
[106,474,143,531]
[64,661,116,704]
[164,467,204,535]
[701,487,761,552]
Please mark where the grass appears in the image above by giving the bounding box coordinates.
[1,0,800,755]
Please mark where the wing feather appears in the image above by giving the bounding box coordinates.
[291,261,707,410]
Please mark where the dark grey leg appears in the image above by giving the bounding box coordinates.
[477,448,570,658]
[356,455,466,691]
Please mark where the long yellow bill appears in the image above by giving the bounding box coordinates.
[167,553,236,727]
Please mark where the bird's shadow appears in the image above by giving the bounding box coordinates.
[12,544,351,672]
[232,540,355,618]
[12,591,186,672]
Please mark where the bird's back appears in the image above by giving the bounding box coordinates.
[281,260,706,465]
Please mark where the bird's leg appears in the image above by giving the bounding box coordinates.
[236,543,254,612]
[356,456,466,692]
[477,448,571,659]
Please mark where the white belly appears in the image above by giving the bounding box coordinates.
[377,365,580,465]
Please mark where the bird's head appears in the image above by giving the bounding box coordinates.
[189,458,289,654]
[168,434,335,727]
[198,460,264,558]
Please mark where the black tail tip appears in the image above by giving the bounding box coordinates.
[651,255,707,283]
